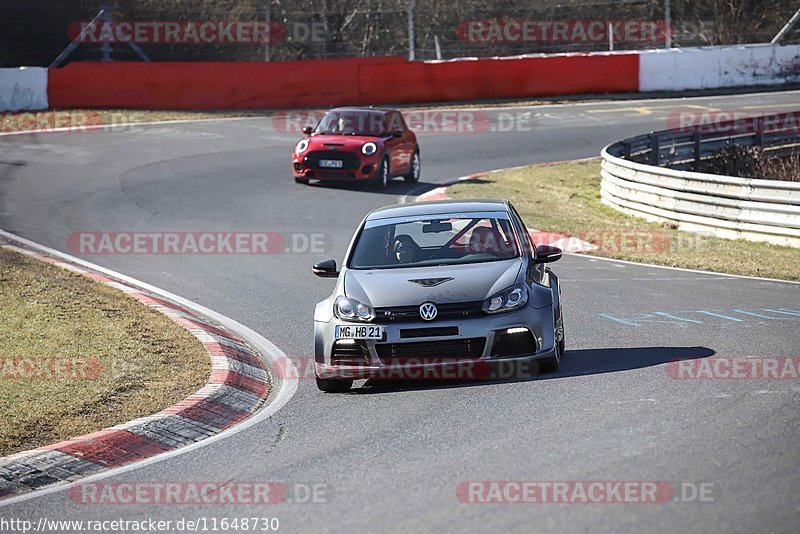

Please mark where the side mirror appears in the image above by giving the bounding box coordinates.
[313,259,339,278]
[534,245,562,264]
[302,126,313,135]
[392,130,404,138]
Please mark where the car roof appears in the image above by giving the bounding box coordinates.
[327,107,398,115]
[367,199,511,220]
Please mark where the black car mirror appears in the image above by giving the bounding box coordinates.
[302,126,313,135]
[313,259,339,278]
[534,245,563,264]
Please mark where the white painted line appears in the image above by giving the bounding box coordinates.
[0,228,299,507]
[0,117,254,138]
[576,252,800,286]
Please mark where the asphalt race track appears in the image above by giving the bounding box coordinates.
[1,91,799,533]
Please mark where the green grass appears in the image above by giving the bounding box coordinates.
[0,248,210,456]
[447,159,800,281]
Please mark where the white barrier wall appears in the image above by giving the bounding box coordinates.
[0,67,48,111]
[639,44,800,91]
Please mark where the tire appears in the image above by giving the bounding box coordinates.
[538,306,564,373]
[316,376,353,393]
[404,151,421,183]
[294,176,309,184]
[372,158,389,189]
[538,341,561,373]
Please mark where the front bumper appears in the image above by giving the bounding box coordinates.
[314,306,556,381]
[292,152,379,181]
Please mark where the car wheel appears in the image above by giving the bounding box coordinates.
[294,176,309,184]
[538,307,564,373]
[372,158,389,189]
[538,341,561,373]
[556,305,566,354]
[404,151,421,183]
[316,376,353,393]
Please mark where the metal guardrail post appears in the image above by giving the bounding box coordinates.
[693,130,701,169]
[755,117,764,148]
[650,134,660,166]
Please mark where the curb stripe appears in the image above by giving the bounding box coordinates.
[0,238,273,499]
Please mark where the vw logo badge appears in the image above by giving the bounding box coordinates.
[419,302,438,321]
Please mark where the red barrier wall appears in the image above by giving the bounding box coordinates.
[359,53,639,104]
[48,57,405,110]
[48,53,639,110]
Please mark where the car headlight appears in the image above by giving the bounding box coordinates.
[295,139,310,155]
[482,284,529,314]
[335,296,375,322]
[361,142,377,156]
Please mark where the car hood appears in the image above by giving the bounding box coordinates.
[307,135,380,151]
[344,259,523,307]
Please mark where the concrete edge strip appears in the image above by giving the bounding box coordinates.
[0,230,299,504]
[409,164,800,286]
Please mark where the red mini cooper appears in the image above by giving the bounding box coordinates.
[292,107,421,188]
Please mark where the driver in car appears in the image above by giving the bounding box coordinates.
[393,235,421,264]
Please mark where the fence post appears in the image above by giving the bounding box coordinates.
[100,2,112,62]
[408,0,416,60]
[264,0,272,61]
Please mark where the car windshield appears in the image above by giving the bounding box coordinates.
[314,110,392,136]
[349,213,520,270]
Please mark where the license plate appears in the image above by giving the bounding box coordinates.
[319,159,343,169]
[335,325,384,340]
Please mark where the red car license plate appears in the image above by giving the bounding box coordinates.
[319,159,343,169]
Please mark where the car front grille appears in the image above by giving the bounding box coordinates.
[400,326,459,339]
[374,301,485,323]
[376,338,486,365]
[304,151,360,170]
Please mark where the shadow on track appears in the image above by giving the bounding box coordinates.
[305,179,437,197]
[347,345,715,395]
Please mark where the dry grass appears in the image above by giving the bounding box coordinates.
[0,248,210,456]
[447,159,800,281]
[0,109,260,134]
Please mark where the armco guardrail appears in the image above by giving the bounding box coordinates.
[600,112,800,248]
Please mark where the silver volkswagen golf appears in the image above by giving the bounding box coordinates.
[312,199,565,392]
